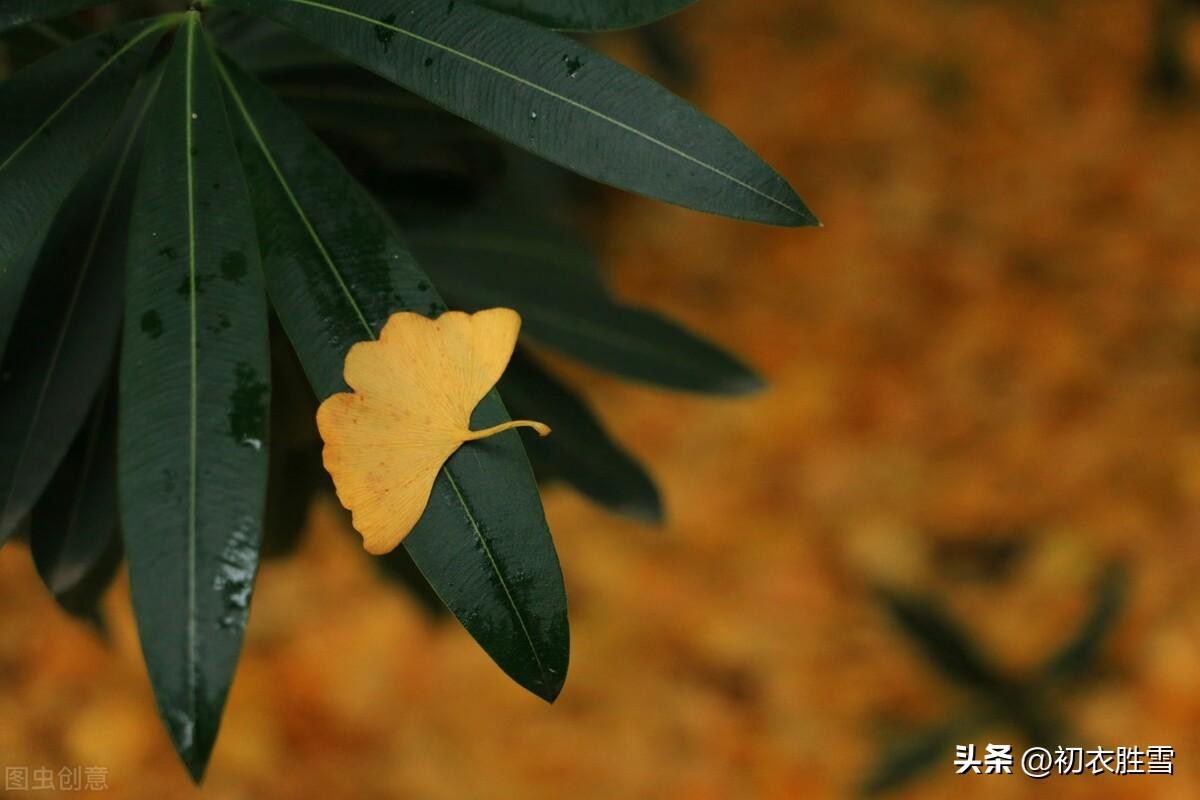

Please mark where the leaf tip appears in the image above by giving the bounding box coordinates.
[784,200,822,229]
[167,715,219,786]
[536,667,568,704]
[715,369,768,397]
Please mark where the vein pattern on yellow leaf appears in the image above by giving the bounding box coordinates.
[316,308,550,555]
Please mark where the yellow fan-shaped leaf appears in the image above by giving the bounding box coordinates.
[316,308,550,554]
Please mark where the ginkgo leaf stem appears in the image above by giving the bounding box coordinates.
[463,420,551,441]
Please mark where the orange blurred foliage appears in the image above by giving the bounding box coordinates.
[4,0,1200,797]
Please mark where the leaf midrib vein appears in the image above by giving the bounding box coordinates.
[443,467,548,679]
[216,57,548,674]
[184,12,200,738]
[215,57,373,336]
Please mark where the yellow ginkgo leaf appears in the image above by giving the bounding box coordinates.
[316,308,550,555]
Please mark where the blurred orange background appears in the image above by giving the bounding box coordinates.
[5,0,1200,797]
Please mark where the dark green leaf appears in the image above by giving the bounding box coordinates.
[472,0,698,31]
[406,214,763,394]
[501,349,662,522]
[118,15,269,782]
[212,9,341,74]
[0,17,87,71]
[0,67,158,546]
[270,72,483,141]
[0,16,174,358]
[876,588,1009,695]
[0,1,108,34]
[373,540,451,619]
[215,0,816,226]
[261,441,321,559]
[217,56,569,701]
[861,718,973,796]
[31,382,122,630]
[269,71,502,210]
[260,327,321,559]
[1039,564,1127,684]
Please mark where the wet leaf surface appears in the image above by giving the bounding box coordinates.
[218,57,569,701]
[119,15,269,781]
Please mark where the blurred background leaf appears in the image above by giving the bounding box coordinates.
[30,382,122,632]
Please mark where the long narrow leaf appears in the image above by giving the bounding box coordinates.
[373,537,450,619]
[0,70,159,545]
[119,15,270,781]
[31,383,122,629]
[406,216,764,394]
[0,16,174,356]
[861,717,977,796]
[501,349,662,522]
[270,74,483,141]
[215,0,816,226]
[473,0,698,32]
[877,588,1010,695]
[217,55,569,701]
[1039,564,1127,684]
[212,10,343,74]
[260,332,322,559]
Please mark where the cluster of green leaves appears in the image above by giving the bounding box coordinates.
[0,0,815,780]
[862,565,1127,795]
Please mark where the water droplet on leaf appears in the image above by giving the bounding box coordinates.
[212,518,258,630]
[228,363,267,449]
[375,14,397,49]
[562,54,583,78]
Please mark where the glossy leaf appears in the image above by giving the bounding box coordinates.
[31,384,122,629]
[0,0,107,34]
[472,0,698,32]
[0,70,158,546]
[406,215,764,394]
[501,349,662,522]
[215,0,816,226]
[119,15,270,781]
[217,57,568,700]
[0,16,174,356]
[266,339,444,608]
